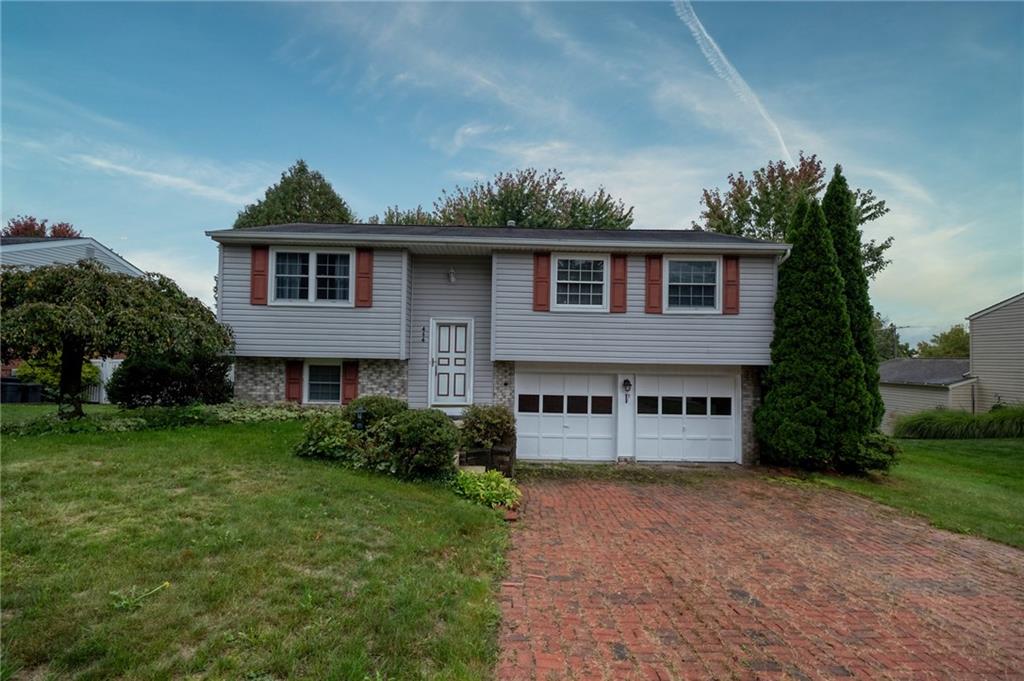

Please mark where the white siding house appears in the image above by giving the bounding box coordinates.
[968,292,1024,412]
[0,237,143,276]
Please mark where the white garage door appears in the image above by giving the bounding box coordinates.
[635,375,738,462]
[515,373,616,461]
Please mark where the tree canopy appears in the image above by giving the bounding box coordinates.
[3,215,82,238]
[369,168,633,230]
[694,153,893,277]
[234,160,355,228]
[916,324,970,358]
[873,314,914,361]
[1,261,233,417]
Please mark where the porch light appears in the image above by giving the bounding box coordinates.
[622,378,632,403]
[448,267,457,284]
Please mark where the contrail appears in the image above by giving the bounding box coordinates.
[673,0,792,164]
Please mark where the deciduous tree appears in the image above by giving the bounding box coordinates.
[916,324,970,358]
[234,160,355,228]
[873,314,914,361]
[2,215,82,238]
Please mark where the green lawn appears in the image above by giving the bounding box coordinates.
[1,422,507,680]
[1,402,121,424]
[812,438,1024,548]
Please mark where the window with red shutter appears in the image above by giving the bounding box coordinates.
[610,254,628,313]
[355,249,373,307]
[723,256,740,315]
[533,252,551,311]
[250,246,269,305]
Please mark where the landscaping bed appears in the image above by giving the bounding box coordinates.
[1,421,508,679]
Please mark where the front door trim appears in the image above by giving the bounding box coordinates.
[428,317,474,407]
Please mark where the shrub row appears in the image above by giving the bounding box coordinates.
[893,405,1024,439]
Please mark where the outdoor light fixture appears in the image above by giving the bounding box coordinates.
[448,267,457,284]
[622,378,632,403]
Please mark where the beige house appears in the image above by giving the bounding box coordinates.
[967,291,1024,412]
[879,359,975,433]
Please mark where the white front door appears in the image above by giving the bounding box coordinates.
[431,320,472,406]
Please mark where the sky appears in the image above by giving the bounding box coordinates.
[2,1,1022,345]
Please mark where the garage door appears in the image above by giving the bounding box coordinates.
[515,373,616,461]
[635,375,737,462]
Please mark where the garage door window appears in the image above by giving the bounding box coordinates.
[710,397,732,416]
[686,397,708,415]
[567,395,589,414]
[518,394,540,413]
[638,395,658,414]
[591,396,614,414]
[543,395,565,413]
[519,392,616,415]
[662,396,683,415]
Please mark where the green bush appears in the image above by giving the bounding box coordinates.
[293,411,367,465]
[16,355,100,400]
[341,395,408,429]
[106,353,232,408]
[207,402,309,423]
[377,409,459,480]
[451,469,522,508]
[837,432,900,474]
[894,405,1024,439]
[460,404,515,450]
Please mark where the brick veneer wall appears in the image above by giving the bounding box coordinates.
[740,366,764,465]
[493,361,515,409]
[234,357,286,403]
[358,359,409,401]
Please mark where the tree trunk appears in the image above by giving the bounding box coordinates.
[57,337,86,419]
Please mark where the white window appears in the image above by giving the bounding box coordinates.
[270,247,353,305]
[552,254,609,311]
[664,257,721,313]
[304,360,342,404]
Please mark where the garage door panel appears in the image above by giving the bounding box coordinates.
[516,371,617,461]
[635,373,738,463]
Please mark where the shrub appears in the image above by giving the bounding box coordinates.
[451,469,522,509]
[341,395,408,430]
[894,405,1024,439]
[837,432,900,474]
[107,353,232,408]
[460,404,515,450]
[377,409,459,480]
[294,411,367,465]
[208,402,309,423]
[16,355,100,400]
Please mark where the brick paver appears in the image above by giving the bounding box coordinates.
[497,475,1024,680]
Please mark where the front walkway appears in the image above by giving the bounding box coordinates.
[497,476,1024,680]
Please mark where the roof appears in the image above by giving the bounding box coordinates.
[878,358,974,387]
[206,223,790,255]
[967,291,1024,320]
[0,236,144,277]
[1,236,84,246]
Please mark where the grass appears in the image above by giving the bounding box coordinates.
[1,402,121,424]
[1,421,507,680]
[517,461,738,485]
[810,438,1024,548]
[893,405,1024,439]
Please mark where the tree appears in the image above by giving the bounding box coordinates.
[754,196,874,471]
[234,160,355,228]
[1,261,233,418]
[694,153,893,278]
[2,215,82,238]
[873,314,914,361]
[916,324,970,358]
[367,205,439,226]
[823,165,884,428]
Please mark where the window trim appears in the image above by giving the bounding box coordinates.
[303,359,343,405]
[662,255,722,314]
[269,246,355,307]
[550,253,610,312]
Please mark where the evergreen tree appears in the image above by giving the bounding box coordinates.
[823,165,884,428]
[754,197,873,471]
[234,160,355,228]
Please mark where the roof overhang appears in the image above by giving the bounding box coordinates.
[880,376,977,389]
[205,229,791,256]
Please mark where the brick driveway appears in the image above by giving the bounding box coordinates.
[497,475,1024,680]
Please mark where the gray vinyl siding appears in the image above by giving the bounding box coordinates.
[948,383,975,412]
[880,384,958,434]
[0,240,140,275]
[407,256,493,408]
[220,244,404,358]
[492,253,777,365]
[969,295,1024,412]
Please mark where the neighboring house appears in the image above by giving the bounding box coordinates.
[967,291,1024,412]
[208,223,789,464]
[0,236,144,276]
[878,358,975,433]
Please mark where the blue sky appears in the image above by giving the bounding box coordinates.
[3,1,1022,344]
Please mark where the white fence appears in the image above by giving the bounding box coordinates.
[85,358,124,404]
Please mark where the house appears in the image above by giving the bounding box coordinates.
[967,291,1024,411]
[878,358,974,432]
[207,223,790,464]
[0,236,144,276]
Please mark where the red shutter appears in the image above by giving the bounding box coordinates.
[285,360,303,402]
[342,362,359,405]
[723,256,740,315]
[533,252,551,312]
[645,255,662,314]
[250,246,269,305]
[355,249,373,308]
[610,254,628,313]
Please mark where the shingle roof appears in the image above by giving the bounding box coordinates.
[878,358,972,387]
[2,236,84,246]
[207,223,778,244]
